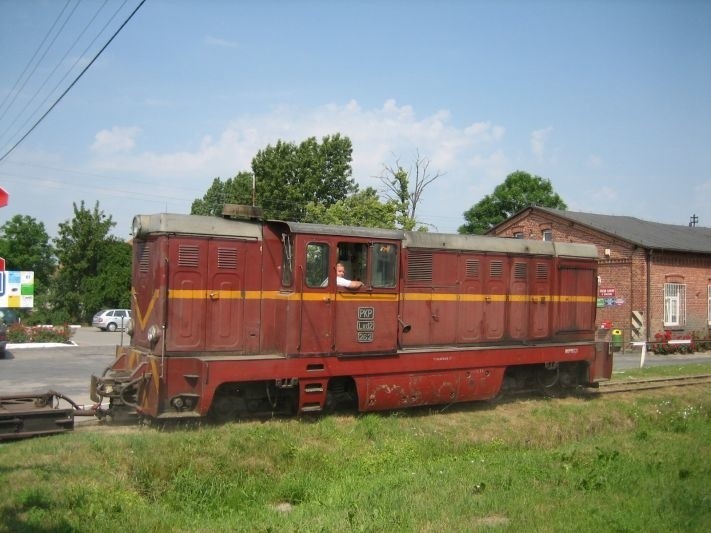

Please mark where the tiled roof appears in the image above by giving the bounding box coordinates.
[535,207,711,254]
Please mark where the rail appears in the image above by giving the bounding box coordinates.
[599,373,711,393]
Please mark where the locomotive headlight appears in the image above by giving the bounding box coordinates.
[147,324,162,346]
[131,215,144,238]
[126,318,134,337]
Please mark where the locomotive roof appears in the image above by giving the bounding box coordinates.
[278,221,405,240]
[277,220,597,258]
[132,213,263,240]
[133,213,596,258]
[404,231,599,258]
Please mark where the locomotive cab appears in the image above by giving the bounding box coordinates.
[269,222,404,357]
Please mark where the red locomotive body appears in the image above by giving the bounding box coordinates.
[91,206,612,421]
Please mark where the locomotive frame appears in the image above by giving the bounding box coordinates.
[91,206,612,421]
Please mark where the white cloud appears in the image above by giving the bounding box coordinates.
[91,126,141,154]
[83,100,514,232]
[530,127,553,159]
[205,35,240,48]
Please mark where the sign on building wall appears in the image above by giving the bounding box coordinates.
[0,271,34,308]
[598,287,624,307]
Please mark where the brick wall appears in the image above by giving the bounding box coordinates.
[492,210,711,344]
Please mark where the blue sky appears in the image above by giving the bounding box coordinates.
[1,0,710,239]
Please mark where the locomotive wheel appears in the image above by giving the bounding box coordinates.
[209,395,244,422]
[535,364,560,390]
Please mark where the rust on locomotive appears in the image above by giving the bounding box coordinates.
[90,206,612,422]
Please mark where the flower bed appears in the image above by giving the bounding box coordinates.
[650,330,711,354]
[6,324,74,344]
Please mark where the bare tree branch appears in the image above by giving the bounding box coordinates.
[377,150,445,230]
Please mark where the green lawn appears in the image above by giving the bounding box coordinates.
[1,365,709,532]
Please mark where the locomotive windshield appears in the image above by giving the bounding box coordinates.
[304,241,398,289]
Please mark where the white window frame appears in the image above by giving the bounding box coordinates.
[708,285,711,326]
[542,229,552,241]
[663,283,686,327]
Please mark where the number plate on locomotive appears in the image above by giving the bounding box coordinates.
[357,332,374,343]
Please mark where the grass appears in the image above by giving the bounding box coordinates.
[612,361,711,380]
[0,366,709,532]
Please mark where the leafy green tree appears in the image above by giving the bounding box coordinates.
[52,201,130,323]
[191,172,253,216]
[0,215,56,321]
[303,187,398,228]
[83,240,132,313]
[378,151,443,231]
[0,214,55,284]
[459,171,567,235]
[251,134,357,221]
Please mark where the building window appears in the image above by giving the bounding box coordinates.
[542,229,552,241]
[664,283,686,327]
[513,232,523,239]
[708,285,711,326]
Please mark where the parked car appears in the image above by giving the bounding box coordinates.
[92,309,132,332]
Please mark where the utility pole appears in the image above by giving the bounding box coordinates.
[689,214,698,227]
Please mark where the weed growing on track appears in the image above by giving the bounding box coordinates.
[0,383,709,532]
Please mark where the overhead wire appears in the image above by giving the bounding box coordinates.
[0,0,119,152]
[0,160,201,203]
[0,0,73,123]
[0,0,81,144]
[0,0,147,164]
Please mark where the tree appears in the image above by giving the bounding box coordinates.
[0,214,55,284]
[250,134,357,221]
[303,187,398,228]
[0,215,56,321]
[52,201,130,323]
[459,171,567,235]
[191,134,357,222]
[191,172,253,216]
[378,150,444,231]
[82,239,132,314]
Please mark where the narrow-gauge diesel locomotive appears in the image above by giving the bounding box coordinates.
[91,205,612,422]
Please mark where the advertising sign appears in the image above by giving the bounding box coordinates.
[0,271,34,308]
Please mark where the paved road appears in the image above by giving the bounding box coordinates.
[0,327,129,410]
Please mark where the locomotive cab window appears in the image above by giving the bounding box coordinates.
[371,243,397,288]
[306,243,330,288]
[337,242,367,285]
[281,233,294,287]
[337,241,398,289]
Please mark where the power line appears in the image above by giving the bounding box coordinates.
[0,0,117,150]
[0,0,73,123]
[0,0,147,164]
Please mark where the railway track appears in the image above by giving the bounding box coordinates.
[597,374,711,394]
[4,375,710,440]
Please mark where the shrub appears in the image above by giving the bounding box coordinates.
[7,324,73,344]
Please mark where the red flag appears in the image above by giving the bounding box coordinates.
[0,187,7,207]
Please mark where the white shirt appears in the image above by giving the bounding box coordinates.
[336,276,350,287]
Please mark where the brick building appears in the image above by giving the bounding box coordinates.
[488,207,711,346]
